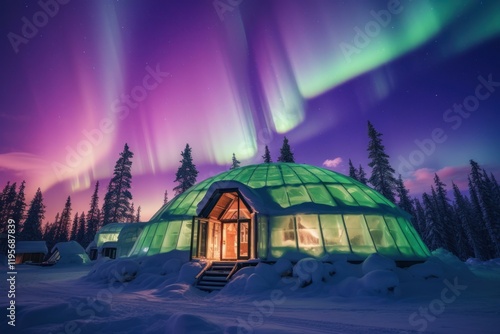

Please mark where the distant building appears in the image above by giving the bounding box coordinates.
[15,241,48,264]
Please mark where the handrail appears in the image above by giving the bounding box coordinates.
[226,262,240,280]
[195,260,212,282]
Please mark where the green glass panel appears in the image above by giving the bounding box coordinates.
[331,173,354,184]
[129,224,149,256]
[265,165,283,186]
[233,167,255,183]
[326,184,357,206]
[320,214,350,253]
[172,190,200,215]
[344,214,376,255]
[306,184,336,206]
[365,215,400,256]
[280,165,303,185]
[306,167,336,183]
[177,220,192,250]
[407,223,431,256]
[287,185,311,206]
[296,215,324,257]
[397,217,427,257]
[384,216,414,256]
[142,224,158,255]
[148,222,168,255]
[247,166,268,188]
[185,190,208,216]
[160,220,181,252]
[270,216,297,258]
[268,186,290,208]
[258,215,268,259]
[346,186,377,207]
[293,166,321,183]
[364,188,396,207]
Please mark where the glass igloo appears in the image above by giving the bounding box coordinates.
[129,163,430,262]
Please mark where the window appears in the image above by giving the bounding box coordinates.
[320,214,350,253]
[344,215,376,255]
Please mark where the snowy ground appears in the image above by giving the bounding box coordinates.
[2,250,500,334]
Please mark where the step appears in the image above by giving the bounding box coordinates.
[197,280,227,287]
[197,284,224,291]
[204,270,231,276]
[201,275,227,282]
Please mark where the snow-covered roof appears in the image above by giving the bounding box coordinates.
[16,241,48,254]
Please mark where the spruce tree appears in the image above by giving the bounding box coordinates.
[358,165,368,185]
[70,212,78,241]
[469,160,500,257]
[173,144,199,195]
[413,198,427,238]
[76,212,86,246]
[19,188,45,241]
[432,174,457,254]
[452,182,488,260]
[12,180,26,230]
[230,153,241,170]
[367,121,397,203]
[102,143,134,225]
[87,181,100,241]
[262,145,272,163]
[135,206,141,222]
[422,189,446,251]
[56,196,72,243]
[395,175,415,217]
[0,182,17,232]
[277,137,295,163]
[129,202,135,223]
[164,190,169,205]
[348,159,359,181]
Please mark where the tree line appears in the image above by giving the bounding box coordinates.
[2,126,498,260]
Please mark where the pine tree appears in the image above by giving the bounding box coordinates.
[173,143,199,195]
[422,189,446,251]
[70,212,78,241]
[348,159,359,181]
[358,165,368,185]
[76,212,86,246]
[135,206,141,222]
[469,160,500,257]
[19,188,45,241]
[262,145,272,163]
[277,137,295,163]
[230,153,240,170]
[56,196,72,243]
[163,190,169,205]
[12,180,26,231]
[452,182,488,260]
[87,181,100,242]
[129,202,135,223]
[102,143,134,225]
[413,198,427,238]
[367,121,397,203]
[0,182,17,232]
[395,175,415,218]
[432,174,457,254]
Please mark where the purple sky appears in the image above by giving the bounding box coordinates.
[1,0,499,222]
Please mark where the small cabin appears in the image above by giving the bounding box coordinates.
[15,241,48,264]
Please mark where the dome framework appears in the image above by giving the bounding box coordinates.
[129,163,430,262]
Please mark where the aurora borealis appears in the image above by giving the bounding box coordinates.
[1,0,499,221]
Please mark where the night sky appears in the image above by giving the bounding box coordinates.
[1,0,499,222]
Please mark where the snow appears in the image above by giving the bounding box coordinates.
[2,249,500,333]
[15,241,48,255]
[50,241,91,265]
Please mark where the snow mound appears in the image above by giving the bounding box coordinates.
[293,258,324,286]
[165,313,223,334]
[362,253,396,274]
[273,258,293,276]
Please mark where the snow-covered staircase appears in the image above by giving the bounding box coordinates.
[195,261,237,292]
